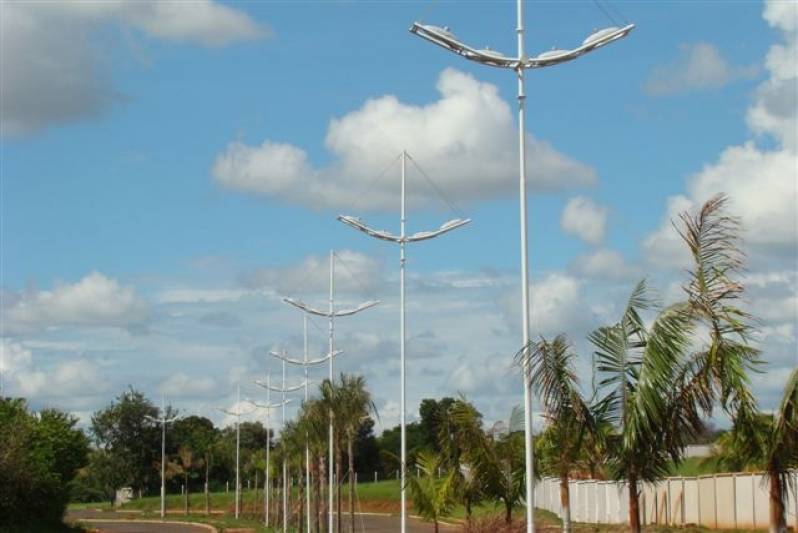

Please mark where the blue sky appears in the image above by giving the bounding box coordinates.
[2,0,796,430]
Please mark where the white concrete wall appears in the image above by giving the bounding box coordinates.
[534,470,798,529]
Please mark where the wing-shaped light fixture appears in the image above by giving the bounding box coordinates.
[338,215,471,243]
[271,349,342,366]
[282,296,380,317]
[411,21,634,70]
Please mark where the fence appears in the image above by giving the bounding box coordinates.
[535,471,798,529]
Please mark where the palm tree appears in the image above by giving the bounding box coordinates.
[676,194,760,423]
[319,378,346,532]
[454,407,525,526]
[337,374,377,532]
[589,195,761,532]
[407,451,457,533]
[171,445,198,515]
[520,334,594,532]
[708,369,798,533]
[436,398,485,523]
[590,280,698,532]
[298,398,328,533]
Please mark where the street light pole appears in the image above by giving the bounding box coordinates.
[259,355,305,532]
[146,394,178,520]
[338,151,470,532]
[217,385,251,519]
[272,315,341,533]
[283,252,379,533]
[253,372,291,528]
[409,5,633,531]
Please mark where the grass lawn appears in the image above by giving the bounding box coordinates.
[668,457,719,477]
[69,480,774,532]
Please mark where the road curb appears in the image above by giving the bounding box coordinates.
[76,518,219,532]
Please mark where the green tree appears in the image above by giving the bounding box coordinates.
[0,398,89,529]
[708,369,798,532]
[91,388,160,496]
[297,398,329,532]
[522,335,594,532]
[338,374,377,532]
[407,451,457,533]
[590,280,698,532]
[172,416,217,514]
[419,397,456,451]
[436,398,485,522]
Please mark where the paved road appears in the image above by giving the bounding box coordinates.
[67,510,461,532]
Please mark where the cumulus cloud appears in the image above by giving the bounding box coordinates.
[158,373,217,398]
[213,68,596,210]
[0,339,107,398]
[561,196,608,245]
[644,42,758,96]
[644,2,798,269]
[4,272,149,333]
[1,1,266,136]
[572,249,641,280]
[240,250,384,295]
[500,273,586,338]
[157,287,253,304]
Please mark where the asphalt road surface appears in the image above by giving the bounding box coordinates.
[67,510,461,532]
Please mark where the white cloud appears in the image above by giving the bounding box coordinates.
[213,68,596,210]
[644,42,758,96]
[240,250,384,295]
[4,272,149,332]
[501,273,585,338]
[157,287,254,304]
[158,373,217,398]
[0,339,107,398]
[1,1,266,136]
[561,196,608,245]
[643,1,797,269]
[749,1,798,151]
[572,249,641,280]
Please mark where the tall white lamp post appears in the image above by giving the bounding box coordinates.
[410,5,633,532]
[261,356,305,533]
[284,250,379,533]
[272,312,341,533]
[338,150,470,532]
[145,394,179,520]
[217,384,257,519]
[254,372,290,528]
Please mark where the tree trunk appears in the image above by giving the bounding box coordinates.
[434,519,439,533]
[205,461,210,515]
[348,436,355,533]
[314,460,321,533]
[504,498,512,525]
[769,470,786,533]
[184,474,189,515]
[628,473,641,533]
[560,475,572,533]
[255,469,260,515]
[319,454,327,533]
[337,445,343,533]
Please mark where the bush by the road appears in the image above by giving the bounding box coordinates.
[0,398,89,531]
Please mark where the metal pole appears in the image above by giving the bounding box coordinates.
[160,395,166,519]
[304,314,312,533]
[236,384,241,519]
[266,373,271,527]
[328,250,335,533]
[516,1,535,532]
[283,360,288,533]
[399,150,408,533]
